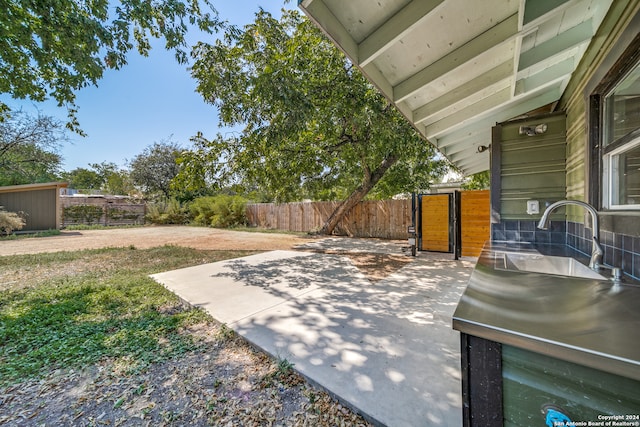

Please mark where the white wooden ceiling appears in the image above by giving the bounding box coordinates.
[299,0,614,175]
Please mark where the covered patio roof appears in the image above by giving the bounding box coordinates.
[298,0,614,175]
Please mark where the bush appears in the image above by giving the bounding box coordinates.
[189,195,248,228]
[63,204,104,225]
[146,199,191,224]
[0,206,26,235]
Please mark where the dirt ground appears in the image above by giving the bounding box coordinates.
[0,226,317,256]
[0,226,413,426]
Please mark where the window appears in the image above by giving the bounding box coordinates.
[592,39,640,210]
[602,62,640,209]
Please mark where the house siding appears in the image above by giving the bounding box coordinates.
[558,0,640,278]
[561,0,640,219]
[565,96,587,224]
[490,1,640,279]
[492,112,567,221]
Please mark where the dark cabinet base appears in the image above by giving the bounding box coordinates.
[460,333,503,427]
[460,333,640,426]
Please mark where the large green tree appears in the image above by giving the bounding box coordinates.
[130,140,182,199]
[0,0,222,131]
[180,10,447,234]
[0,110,65,185]
[61,162,133,195]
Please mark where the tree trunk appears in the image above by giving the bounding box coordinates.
[319,154,399,235]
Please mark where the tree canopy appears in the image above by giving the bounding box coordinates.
[0,0,222,131]
[0,110,65,185]
[178,9,448,234]
[130,140,182,200]
[61,162,133,195]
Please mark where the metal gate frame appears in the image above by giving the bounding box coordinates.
[416,190,490,259]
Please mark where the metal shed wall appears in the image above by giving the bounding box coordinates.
[0,183,66,231]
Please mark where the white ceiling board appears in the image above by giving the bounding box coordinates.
[515,57,575,95]
[518,19,594,70]
[404,42,516,111]
[414,76,513,126]
[300,0,615,175]
[425,87,513,138]
[372,0,519,86]
[358,0,445,67]
[322,0,410,43]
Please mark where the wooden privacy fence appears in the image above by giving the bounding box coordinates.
[246,200,411,239]
[61,196,146,227]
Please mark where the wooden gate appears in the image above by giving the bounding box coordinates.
[460,190,490,257]
[420,194,452,252]
[418,190,490,257]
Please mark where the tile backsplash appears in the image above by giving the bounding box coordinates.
[492,220,640,280]
[491,220,566,245]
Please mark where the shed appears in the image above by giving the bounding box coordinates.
[0,182,68,232]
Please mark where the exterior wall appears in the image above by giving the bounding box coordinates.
[561,0,640,220]
[0,188,57,231]
[0,182,67,231]
[491,111,567,221]
[565,100,587,221]
[490,1,640,280]
[559,0,640,278]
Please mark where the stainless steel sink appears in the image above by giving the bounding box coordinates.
[496,252,605,280]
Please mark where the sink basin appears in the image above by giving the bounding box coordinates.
[497,252,605,280]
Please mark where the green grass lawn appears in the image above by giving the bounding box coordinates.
[0,246,258,387]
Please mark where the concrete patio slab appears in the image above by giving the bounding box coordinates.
[151,248,474,427]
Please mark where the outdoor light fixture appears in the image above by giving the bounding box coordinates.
[477,145,491,153]
[519,123,548,136]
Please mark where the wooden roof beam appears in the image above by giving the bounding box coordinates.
[436,87,562,149]
[425,87,512,138]
[518,19,594,71]
[413,60,514,125]
[298,0,359,61]
[358,0,445,67]
[515,57,574,95]
[393,13,519,103]
[456,154,490,175]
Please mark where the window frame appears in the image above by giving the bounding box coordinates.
[589,33,640,212]
[603,131,640,209]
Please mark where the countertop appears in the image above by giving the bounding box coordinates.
[452,241,640,381]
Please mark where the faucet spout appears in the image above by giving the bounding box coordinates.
[537,200,603,271]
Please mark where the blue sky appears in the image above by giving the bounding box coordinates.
[1,1,292,171]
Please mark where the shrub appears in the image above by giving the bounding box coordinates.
[189,195,248,228]
[146,199,190,224]
[63,204,104,225]
[0,206,26,235]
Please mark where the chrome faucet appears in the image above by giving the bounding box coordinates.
[537,200,603,271]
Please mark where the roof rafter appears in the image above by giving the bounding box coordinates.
[436,88,562,150]
[414,60,515,125]
[456,155,489,175]
[437,122,488,150]
[515,57,575,95]
[443,135,488,157]
[299,0,358,60]
[358,0,445,67]
[518,19,593,71]
[426,87,512,138]
[393,13,519,103]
